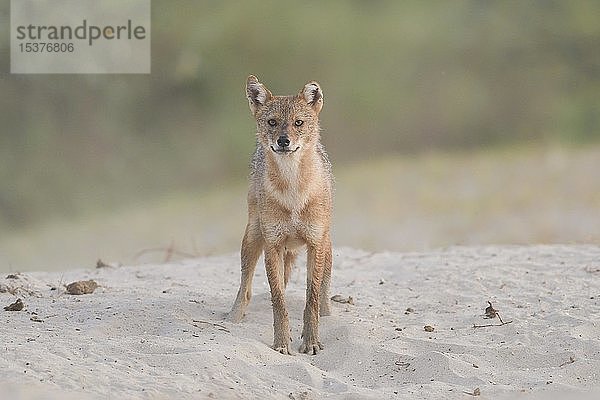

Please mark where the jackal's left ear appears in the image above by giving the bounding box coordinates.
[301,81,324,114]
[246,75,272,116]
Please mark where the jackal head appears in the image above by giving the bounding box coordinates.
[246,75,324,157]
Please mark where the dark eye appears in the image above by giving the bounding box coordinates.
[294,119,304,127]
[267,119,277,127]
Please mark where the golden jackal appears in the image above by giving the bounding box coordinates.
[228,75,333,355]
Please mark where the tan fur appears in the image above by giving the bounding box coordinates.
[227,75,333,355]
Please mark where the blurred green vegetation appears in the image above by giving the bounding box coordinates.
[1,0,599,230]
[2,144,599,272]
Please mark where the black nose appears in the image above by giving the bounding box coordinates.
[277,135,290,148]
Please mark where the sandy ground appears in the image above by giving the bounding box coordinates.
[1,245,600,399]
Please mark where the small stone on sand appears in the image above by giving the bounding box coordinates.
[4,298,24,311]
[66,280,98,295]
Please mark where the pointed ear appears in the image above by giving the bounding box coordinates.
[301,81,324,114]
[246,75,272,115]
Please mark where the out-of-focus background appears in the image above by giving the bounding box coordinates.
[1,1,599,272]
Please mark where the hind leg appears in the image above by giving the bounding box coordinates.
[283,249,298,289]
[227,221,263,322]
[319,233,332,316]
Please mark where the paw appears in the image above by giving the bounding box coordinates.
[273,342,294,355]
[299,339,323,355]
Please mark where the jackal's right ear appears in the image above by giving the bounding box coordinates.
[246,75,272,115]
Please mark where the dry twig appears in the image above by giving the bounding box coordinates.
[473,301,513,328]
[559,356,575,367]
[191,319,230,333]
[134,240,199,263]
[473,320,513,328]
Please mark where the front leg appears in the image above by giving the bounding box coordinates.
[300,243,325,355]
[264,246,292,354]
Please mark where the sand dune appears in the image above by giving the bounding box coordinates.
[1,245,600,399]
